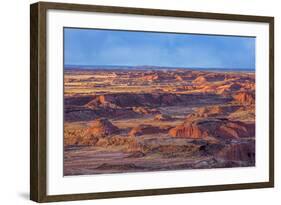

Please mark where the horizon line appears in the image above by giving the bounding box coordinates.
[64,64,255,70]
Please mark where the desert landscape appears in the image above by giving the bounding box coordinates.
[63,67,255,176]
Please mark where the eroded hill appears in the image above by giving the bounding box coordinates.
[64,68,255,175]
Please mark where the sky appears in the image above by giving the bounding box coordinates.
[64,28,255,70]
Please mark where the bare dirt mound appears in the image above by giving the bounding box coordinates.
[169,118,255,140]
[85,95,119,109]
[228,105,255,121]
[233,92,255,105]
[64,93,232,122]
[217,83,242,94]
[186,105,241,120]
[154,114,173,121]
[204,73,225,82]
[86,118,119,138]
[174,74,183,81]
[129,124,169,137]
[192,76,208,84]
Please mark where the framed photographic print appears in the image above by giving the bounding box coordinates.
[30,1,274,202]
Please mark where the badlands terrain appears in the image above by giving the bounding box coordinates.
[64,67,255,176]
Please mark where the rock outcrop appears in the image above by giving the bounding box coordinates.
[141,74,158,81]
[169,118,255,140]
[192,76,208,84]
[64,93,232,122]
[233,92,255,105]
[86,118,119,138]
[217,83,242,94]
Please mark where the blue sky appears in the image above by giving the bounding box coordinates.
[64,28,255,69]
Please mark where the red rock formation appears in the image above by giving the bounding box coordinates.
[69,93,231,109]
[175,75,183,81]
[204,73,225,82]
[192,76,208,84]
[169,122,205,139]
[86,118,119,138]
[141,74,158,81]
[169,118,255,140]
[98,95,106,104]
[85,95,118,109]
[233,92,255,105]
[243,82,255,90]
[217,83,242,94]
[65,93,232,122]
[200,84,219,93]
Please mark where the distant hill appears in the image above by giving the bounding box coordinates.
[64,64,255,72]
